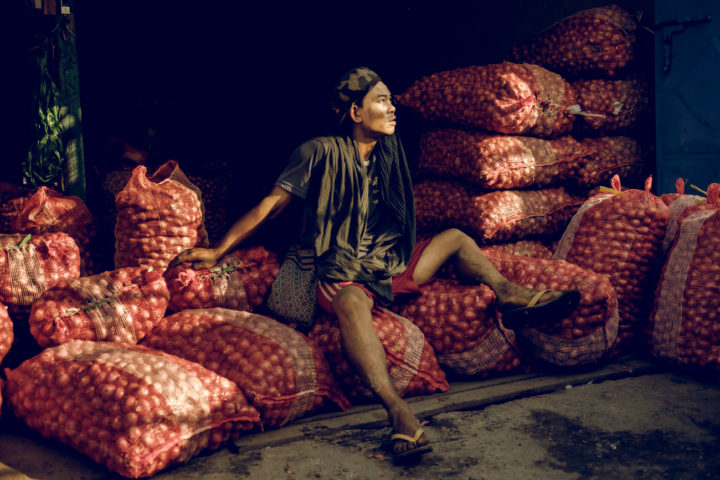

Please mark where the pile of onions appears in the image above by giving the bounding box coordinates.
[509,5,637,78]
[142,308,350,427]
[650,184,720,374]
[164,246,280,313]
[29,266,169,347]
[483,248,619,366]
[396,62,576,137]
[308,307,449,398]
[553,175,669,353]
[115,161,208,271]
[0,232,81,309]
[0,303,12,365]
[418,129,592,189]
[484,240,554,259]
[4,340,260,478]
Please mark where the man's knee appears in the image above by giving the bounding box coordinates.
[332,286,374,319]
[437,228,475,253]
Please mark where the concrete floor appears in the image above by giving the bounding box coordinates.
[1,357,719,479]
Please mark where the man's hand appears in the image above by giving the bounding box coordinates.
[169,247,220,269]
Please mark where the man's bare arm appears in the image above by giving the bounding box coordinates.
[170,186,294,268]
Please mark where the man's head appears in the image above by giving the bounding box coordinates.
[332,67,397,139]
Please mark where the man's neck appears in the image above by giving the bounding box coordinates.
[352,128,379,160]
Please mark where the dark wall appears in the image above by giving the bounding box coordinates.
[71,0,653,241]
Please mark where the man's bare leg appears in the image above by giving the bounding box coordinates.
[413,229,565,309]
[332,286,428,455]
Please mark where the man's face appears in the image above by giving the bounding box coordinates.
[353,81,397,138]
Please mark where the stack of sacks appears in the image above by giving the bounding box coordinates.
[553,175,669,354]
[142,308,351,427]
[164,246,280,313]
[4,340,261,478]
[115,160,209,271]
[510,5,650,191]
[648,183,720,376]
[12,186,98,275]
[398,62,585,252]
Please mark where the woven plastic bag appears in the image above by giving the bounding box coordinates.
[29,266,169,347]
[308,307,449,398]
[397,62,576,137]
[142,308,351,427]
[4,341,261,478]
[553,175,669,353]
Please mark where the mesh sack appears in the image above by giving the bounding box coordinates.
[393,278,523,377]
[574,136,644,189]
[483,248,619,367]
[29,266,169,347]
[142,308,350,427]
[553,175,669,353]
[0,232,81,310]
[418,129,592,189]
[649,184,720,374]
[0,303,12,365]
[115,160,208,270]
[571,77,650,135]
[4,340,260,478]
[164,246,280,313]
[397,62,576,137]
[308,307,449,399]
[509,5,637,78]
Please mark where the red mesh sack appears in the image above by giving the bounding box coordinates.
[142,308,350,427]
[29,266,169,347]
[0,303,12,365]
[12,186,96,274]
[393,278,523,377]
[553,175,669,353]
[509,5,637,78]
[649,184,720,373]
[571,77,650,134]
[308,307,449,399]
[483,248,619,367]
[115,161,209,270]
[396,62,576,137]
[0,232,81,310]
[418,129,592,189]
[164,246,280,313]
[415,180,582,243]
[574,137,644,189]
[4,341,260,478]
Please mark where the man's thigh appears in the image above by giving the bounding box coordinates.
[412,229,467,285]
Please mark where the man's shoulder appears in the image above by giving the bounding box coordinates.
[294,135,350,159]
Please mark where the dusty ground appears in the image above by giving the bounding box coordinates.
[1,363,719,480]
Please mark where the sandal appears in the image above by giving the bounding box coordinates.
[391,428,432,460]
[501,289,581,330]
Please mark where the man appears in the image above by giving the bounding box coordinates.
[172,67,580,460]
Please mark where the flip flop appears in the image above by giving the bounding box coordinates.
[391,428,432,460]
[501,289,581,330]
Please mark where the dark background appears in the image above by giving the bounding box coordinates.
[4,0,655,248]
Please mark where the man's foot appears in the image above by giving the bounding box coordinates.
[498,288,581,330]
[389,407,431,460]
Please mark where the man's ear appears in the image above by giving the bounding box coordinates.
[348,103,363,124]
